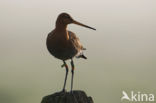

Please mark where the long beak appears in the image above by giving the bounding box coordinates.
[73,20,96,30]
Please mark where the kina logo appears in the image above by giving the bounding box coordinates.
[121,90,154,102]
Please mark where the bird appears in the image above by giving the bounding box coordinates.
[46,13,96,92]
[121,91,130,101]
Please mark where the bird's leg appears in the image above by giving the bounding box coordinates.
[62,61,68,92]
[70,59,75,93]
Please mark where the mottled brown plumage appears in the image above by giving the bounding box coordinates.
[46,13,95,92]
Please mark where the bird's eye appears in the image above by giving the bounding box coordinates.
[64,15,70,18]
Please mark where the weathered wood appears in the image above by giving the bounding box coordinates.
[41,90,94,103]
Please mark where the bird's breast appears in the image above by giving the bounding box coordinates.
[46,31,78,60]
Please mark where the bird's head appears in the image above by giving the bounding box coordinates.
[56,13,73,25]
[56,13,96,30]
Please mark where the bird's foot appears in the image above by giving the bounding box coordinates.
[70,91,78,103]
[70,90,73,94]
[61,89,67,93]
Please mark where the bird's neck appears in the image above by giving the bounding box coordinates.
[56,23,67,30]
[55,24,69,40]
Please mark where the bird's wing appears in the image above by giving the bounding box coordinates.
[122,91,128,96]
[68,31,87,59]
[68,31,86,50]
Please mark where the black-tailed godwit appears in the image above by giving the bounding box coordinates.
[46,13,96,92]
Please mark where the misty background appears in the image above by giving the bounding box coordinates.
[0,0,156,103]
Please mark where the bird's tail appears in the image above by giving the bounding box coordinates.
[76,54,87,59]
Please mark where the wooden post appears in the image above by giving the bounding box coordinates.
[41,90,94,103]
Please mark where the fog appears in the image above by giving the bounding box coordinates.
[0,0,156,103]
